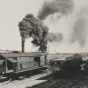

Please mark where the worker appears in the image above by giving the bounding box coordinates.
[20,63,22,70]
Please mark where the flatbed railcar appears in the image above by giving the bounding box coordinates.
[0,52,48,78]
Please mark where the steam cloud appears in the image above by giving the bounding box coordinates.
[37,0,71,43]
[70,17,87,47]
[70,7,88,47]
[38,0,73,20]
[37,0,88,53]
[47,32,63,43]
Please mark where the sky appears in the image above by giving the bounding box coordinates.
[0,0,88,53]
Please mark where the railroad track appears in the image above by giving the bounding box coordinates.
[30,71,87,88]
[29,78,64,88]
[47,78,69,88]
[30,74,72,88]
[47,75,79,88]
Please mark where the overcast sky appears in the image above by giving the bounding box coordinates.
[0,0,88,53]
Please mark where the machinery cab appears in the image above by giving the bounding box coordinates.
[50,58,66,71]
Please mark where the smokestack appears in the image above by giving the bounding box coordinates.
[21,37,25,53]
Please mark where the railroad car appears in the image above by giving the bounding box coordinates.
[0,52,48,78]
[49,54,84,73]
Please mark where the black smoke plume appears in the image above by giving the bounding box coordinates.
[18,13,49,52]
[38,0,73,20]
[47,32,63,43]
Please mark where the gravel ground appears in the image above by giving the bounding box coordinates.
[0,71,51,88]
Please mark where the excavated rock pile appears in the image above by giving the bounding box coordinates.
[61,54,83,70]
